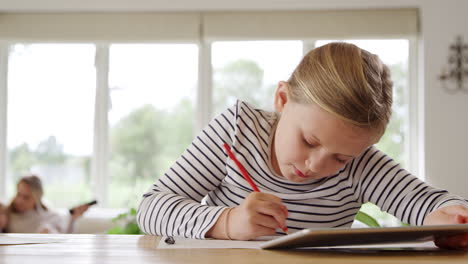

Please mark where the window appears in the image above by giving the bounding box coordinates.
[7,44,95,207]
[108,44,197,208]
[211,41,303,116]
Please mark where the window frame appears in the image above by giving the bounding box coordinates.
[93,44,110,207]
[0,44,8,202]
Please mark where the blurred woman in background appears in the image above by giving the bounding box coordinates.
[6,175,90,233]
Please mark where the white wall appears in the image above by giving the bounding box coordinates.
[421,0,468,198]
[0,0,467,198]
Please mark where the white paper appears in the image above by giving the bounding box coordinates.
[0,236,66,245]
[158,236,437,250]
[158,236,273,249]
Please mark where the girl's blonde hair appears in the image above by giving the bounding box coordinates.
[287,42,393,137]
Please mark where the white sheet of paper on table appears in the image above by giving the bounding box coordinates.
[157,236,437,250]
[0,235,66,245]
[158,236,273,249]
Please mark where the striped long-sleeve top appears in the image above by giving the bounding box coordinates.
[137,100,468,239]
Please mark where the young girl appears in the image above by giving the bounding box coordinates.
[137,42,468,249]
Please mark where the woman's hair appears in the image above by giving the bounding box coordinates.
[0,202,8,231]
[10,174,48,212]
[0,203,7,213]
[287,42,393,137]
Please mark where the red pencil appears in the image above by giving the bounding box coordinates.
[223,143,288,233]
[223,143,260,192]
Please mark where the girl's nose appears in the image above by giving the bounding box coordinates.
[305,151,326,174]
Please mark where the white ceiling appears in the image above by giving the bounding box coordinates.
[0,0,419,12]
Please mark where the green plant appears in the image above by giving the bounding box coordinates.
[355,202,409,227]
[107,208,144,235]
[355,211,380,227]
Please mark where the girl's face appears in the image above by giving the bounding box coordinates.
[13,182,37,212]
[271,82,378,183]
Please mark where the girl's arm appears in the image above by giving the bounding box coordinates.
[423,205,468,249]
[136,104,238,239]
[355,147,468,249]
[355,147,468,226]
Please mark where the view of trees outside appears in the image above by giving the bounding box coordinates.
[377,62,408,167]
[108,100,194,208]
[7,44,95,208]
[108,44,197,208]
[212,41,303,117]
[8,136,93,207]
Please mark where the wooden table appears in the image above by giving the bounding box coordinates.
[0,234,467,264]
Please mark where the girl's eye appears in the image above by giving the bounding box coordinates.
[303,138,315,148]
[335,157,347,164]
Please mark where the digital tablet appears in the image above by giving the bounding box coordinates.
[260,224,468,249]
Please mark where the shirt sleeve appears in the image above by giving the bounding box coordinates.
[136,103,239,238]
[353,146,468,226]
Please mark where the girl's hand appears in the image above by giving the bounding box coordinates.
[423,205,468,250]
[206,192,288,240]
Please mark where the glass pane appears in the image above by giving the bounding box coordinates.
[108,44,197,208]
[315,40,410,169]
[211,41,303,117]
[7,44,95,208]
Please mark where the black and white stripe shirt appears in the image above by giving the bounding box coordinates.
[137,101,468,239]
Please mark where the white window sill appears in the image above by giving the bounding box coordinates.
[55,207,129,219]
